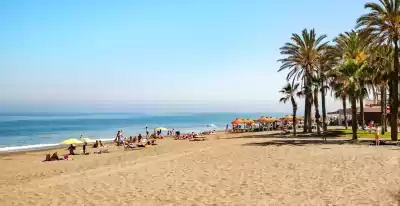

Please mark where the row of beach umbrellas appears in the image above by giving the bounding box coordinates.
[231,115,305,125]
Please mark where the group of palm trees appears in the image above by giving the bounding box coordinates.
[278,0,399,141]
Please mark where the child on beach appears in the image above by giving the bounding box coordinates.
[375,125,380,146]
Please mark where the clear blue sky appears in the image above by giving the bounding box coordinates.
[0,0,370,113]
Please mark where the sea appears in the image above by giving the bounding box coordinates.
[0,112,283,152]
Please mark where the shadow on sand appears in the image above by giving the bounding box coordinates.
[242,138,399,147]
[242,139,354,147]
[226,129,351,140]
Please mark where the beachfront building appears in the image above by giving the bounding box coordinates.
[328,98,389,126]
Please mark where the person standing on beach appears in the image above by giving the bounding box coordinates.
[83,141,88,154]
[146,127,149,138]
[375,125,380,146]
[226,124,229,131]
[116,130,122,146]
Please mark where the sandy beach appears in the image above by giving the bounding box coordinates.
[0,131,399,206]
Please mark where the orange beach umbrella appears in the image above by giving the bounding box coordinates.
[231,118,244,125]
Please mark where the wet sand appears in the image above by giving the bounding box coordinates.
[0,131,399,205]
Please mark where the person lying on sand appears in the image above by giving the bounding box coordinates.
[124,141,136,149]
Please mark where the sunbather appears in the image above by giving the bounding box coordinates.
[124,141,136,149]
[93,140,99,148]
[51,152,60,160]
[99,140,104,147]
[44,152,61,161]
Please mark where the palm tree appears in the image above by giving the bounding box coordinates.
[278,29,329,133]
[310,76,322,135]
[279,82,300,136]
[357,0,400,141]
[369,45,393,134]
[332,59,365,140]
[329,70,349,130]
[332,31,369,130]
[317,47,336,132]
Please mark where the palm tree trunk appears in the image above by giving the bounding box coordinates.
[303,97,308,133]
[307,90,313,133]
[351,97,358,140]
[391,40,399,141]
[381,85,385,135]
[383,86,387,132]
[359,96,365,129]
[314,88,321,135]
[321,81,327,132]
[303,76,309,133]
[291,97,297,136]
[342,95,348,130]
[359,86,365,130]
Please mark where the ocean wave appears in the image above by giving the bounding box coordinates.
[0,143,60,152]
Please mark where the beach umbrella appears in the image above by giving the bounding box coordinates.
[265,117,273,123]
[258,116,270,123]
[245,119,255,124]
[231,120,240,125]
[231,118,244,125]
[281,115,294,121]
[155,127,168,131]
[60,138,83,145]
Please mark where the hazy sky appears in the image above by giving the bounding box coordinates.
[0,0,371,113]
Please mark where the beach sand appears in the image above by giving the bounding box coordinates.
[0,131,399,205]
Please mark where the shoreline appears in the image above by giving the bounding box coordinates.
[0,130,228,155]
